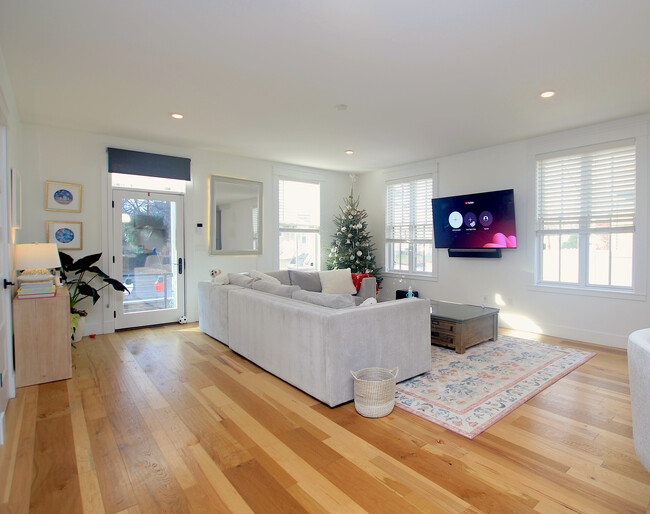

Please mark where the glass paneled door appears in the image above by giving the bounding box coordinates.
[113,189,185,329]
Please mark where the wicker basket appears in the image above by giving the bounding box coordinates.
[350,367,399,418]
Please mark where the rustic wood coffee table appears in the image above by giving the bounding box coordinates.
[430,300,499,354]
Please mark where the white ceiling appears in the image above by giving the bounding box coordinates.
[1,0,649,172]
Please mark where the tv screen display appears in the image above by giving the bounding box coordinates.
[432,189,517,249]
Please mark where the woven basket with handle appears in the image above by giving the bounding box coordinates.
[350,367,399,418]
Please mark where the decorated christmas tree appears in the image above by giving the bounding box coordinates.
[327,184,382,286]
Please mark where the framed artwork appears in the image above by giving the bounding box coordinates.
[45,181,82,212]
[10,168,21,228]
[47,221,83,250]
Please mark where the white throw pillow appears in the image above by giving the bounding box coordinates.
[249,270,281,284]
[319,268,357,295]
[359,297,377,307]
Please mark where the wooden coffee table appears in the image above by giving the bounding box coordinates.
[430,300,499,354]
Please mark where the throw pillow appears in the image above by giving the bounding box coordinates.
[291,290,355,309]
[250,270,281,284]
[263,270,291,285]
[359,297,377,307]
[228,273,256,288]
[319,268,357,295]
[252,281,300,297]
[289,270,322,292]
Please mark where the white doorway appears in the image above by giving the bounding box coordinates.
[0,124,14,445]
[112,189,185,329]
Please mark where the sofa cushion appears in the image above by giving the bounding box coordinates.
[263,270,291,285]
[289,270,322,292]
[319,268,357,295]
[252,280,300,297]
[228,273,257,288]
[292,289,355,309]
[250,270,281,284]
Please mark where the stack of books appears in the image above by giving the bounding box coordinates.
[17,275,56,299]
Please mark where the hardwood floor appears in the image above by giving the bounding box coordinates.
[1,324,648,513]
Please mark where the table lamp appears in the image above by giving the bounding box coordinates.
[14,243,62,284]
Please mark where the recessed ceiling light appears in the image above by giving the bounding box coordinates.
[540,90,556,99]
[345,150,354,155]
[171,113,184,119]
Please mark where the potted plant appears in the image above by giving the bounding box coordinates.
[58,251,129,343]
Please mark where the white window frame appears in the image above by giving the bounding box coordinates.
[384,171,436,278]
[274,172,321,271]
[529,122,648,300]
[110,172,187,193]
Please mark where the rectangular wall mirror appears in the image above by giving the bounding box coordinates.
[210,175,263,255]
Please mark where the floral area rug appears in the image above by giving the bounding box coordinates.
[394,335,595,439]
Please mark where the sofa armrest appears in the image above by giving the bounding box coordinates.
[198,282,243,345]
[356,276,377,301]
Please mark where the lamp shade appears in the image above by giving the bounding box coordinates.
[15,243,61,271]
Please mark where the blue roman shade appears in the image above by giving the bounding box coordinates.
[107,147,191,181]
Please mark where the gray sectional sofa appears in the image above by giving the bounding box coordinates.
[198,270,432,407]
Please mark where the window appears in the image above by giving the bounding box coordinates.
[536,140,636,290]
[252,206,259,250]
[111,173,186,193]
[278,179,320,270]
[385,176,434,274]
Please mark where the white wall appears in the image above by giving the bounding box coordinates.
[16,124,353,335]
[360,115,650,348]
[12,111,650,349]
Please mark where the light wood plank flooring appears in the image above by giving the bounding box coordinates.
[1,324,648,513]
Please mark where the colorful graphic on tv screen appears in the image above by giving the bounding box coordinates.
[55,227,75,244]
[432,189,516,249]
[54,189,74,205]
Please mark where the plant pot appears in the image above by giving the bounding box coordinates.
[73,315,86,343]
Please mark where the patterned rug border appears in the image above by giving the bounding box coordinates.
[394,336,596,439]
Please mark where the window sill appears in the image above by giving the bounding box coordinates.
[528,283,646,301]
[383,271,439,282]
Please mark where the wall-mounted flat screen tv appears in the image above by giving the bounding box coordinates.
[432,189,517,249]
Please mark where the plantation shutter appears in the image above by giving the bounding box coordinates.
[278,179,320,230]
[386,176,433,242]
[536,140,636,234]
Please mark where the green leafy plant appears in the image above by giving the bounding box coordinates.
[59,252,129,339]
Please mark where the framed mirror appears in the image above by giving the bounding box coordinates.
[209,175,263,255]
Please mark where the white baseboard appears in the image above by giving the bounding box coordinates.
[501,318,628,349]
[83,320,108,337]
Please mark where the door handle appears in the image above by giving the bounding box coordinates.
[178,258,183,275]
[3,279,15,289]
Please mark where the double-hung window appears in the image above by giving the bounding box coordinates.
[278,179,320,270]
[536,140,637,290]
[385,175,434,274]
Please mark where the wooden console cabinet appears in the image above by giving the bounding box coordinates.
[13,287,71,387]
